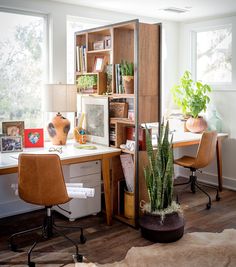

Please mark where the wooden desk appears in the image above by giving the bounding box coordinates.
[0,142,121,226]
[172,132,228,191]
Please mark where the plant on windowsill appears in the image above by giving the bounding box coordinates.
[120,60,134,94]
[171,70,212,133]
[139,121,184,243]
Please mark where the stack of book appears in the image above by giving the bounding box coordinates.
[76,45,87,72]
[115,64,124,94]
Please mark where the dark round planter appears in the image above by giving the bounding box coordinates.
[139,212,184,243]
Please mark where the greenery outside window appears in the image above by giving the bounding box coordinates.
[0,9,48,132]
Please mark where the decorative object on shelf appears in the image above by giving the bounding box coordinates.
[24,128,44,148]
[0,136,23,153]
[171,70,211,133]
[77,75,97,94]
[93,55,107,72]
[105,64,112,94]
[81,96,109,146]
[93,40,104,50]
[2,121,25,145]
[104,35,111,49]
[120,60,134,94]
[43,84,77,145]
[139,121,184,243]
[109,102,128,118]
[128,110,135,121]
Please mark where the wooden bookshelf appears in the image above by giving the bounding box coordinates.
[75,20,161,227]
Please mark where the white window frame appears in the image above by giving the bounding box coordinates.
[189,17,235,91]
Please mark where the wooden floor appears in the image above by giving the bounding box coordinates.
[0,182,236,267]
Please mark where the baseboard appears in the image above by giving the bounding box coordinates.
[178,169,236,191]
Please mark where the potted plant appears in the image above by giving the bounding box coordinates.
[171,70,211,133]
[120,60,134,94]
[139,121,184,243]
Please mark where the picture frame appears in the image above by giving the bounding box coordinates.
[1,136,23,153]
[93,40,104,50]
[93,56,106,72]
[82,96,109,146]
[24,128,44,148]
[2,121,25,138]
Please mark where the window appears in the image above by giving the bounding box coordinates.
[192,25,232,84]
[0,10,47,132]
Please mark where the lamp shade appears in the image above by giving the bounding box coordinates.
[43,84,77,113]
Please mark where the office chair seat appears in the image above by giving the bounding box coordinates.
[174,156,196,168]
[9,153,94,267]
[174,131,220,210]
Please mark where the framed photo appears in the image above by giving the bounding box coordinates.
[24,128,44,148]
[2,121,24,138]
[82,96,109,146]
[93,40,104,50]
[93,56,106,72]
[1,136,23,153]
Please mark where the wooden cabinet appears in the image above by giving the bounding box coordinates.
[75,20,161,226]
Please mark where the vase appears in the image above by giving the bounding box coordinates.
[186,116,207,133]
[139,212,184,243]
[208,110,222,132]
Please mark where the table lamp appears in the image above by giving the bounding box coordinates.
[43,84,77,145]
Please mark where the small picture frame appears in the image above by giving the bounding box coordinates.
[1,136,23,153]
[93,40,104,50]
[104,36,111,49]
[93,56,106,72]
[125,140,135,152]
[2,121,24,138]
[24,128,44,148]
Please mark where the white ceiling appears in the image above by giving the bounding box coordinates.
[49,0,236,21]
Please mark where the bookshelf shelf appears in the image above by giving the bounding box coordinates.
[87,48,112,54]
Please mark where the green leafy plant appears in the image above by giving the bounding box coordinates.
[77,75,97,91]
[143,121,180,216]
[120,60,134,76]
[171,71,211,118]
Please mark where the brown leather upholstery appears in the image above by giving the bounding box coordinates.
[174,131,217,169]
[18,154,70,206]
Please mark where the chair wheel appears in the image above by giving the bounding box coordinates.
[206,203,211,210]
[73,253,83,263]
[9,243,18,252]
[28,261,35,267]
[216,194,221,201]
[80,235,86,244]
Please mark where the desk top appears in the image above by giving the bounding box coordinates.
[0,141,121,171]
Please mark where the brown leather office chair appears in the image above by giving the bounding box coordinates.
[174,131,220,209]
[9,154,86,267]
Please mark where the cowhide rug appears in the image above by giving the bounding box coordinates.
[68,229,236,267]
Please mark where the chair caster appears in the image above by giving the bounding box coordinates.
[216,192,221,201]
[28,261,35,267]
[80,234,86,244]
[206,203,211,210]
[73,253,83,263]
[9,243,18,252]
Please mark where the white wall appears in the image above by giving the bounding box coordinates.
[178,15,236,190]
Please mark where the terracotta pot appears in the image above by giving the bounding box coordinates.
[186,116,208,133]
[122,76,134,94]
[139,212,184,243]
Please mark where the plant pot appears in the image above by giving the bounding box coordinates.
[139,212,184,243]
[186,116,208,133]
[122,76,134,94]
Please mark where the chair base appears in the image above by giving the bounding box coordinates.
[9,207,85,266]
[175,169,220,209]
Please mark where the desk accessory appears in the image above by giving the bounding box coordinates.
[43,84,77,145]
[24,128,44,148]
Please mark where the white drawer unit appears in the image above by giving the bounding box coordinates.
[54,160,101,221]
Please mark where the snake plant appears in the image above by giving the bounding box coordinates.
[144,121,175,213]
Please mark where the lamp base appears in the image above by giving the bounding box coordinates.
[47,113,70,145]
